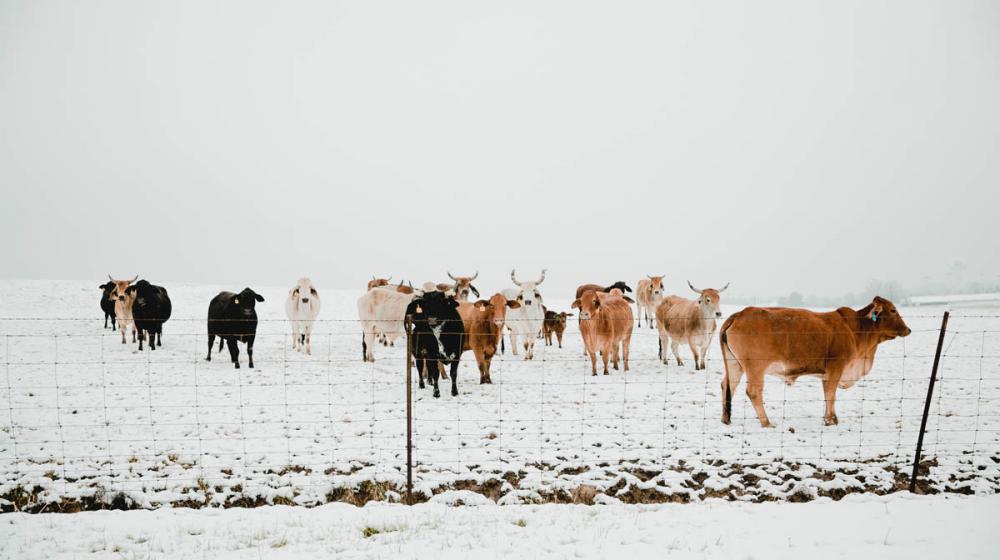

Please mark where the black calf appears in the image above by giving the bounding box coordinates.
[99,282,117,329]
[406,291,464,398]
[206,288,264,369]
[127,280,172,351]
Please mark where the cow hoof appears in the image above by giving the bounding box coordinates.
[721,416,731,425]
[824,417,838,426]
[433,389,440,398]
[760,422,774,428]
[234,364,240,369]
[451,389,458,397]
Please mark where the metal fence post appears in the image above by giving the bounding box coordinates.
[405,314,414,505]
[910,310,949,493]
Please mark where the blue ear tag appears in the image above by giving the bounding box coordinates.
[871,311,877,322]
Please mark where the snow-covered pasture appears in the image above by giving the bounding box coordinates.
[1,280,998,510]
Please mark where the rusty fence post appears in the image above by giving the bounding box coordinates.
[405,314,414,505]
[910,310,949,493]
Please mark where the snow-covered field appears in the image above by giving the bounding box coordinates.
[2,493,998,559]
[1,280,998,510]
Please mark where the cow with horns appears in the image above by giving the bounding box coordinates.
[575,281,633,300]
[501,269,546,360]
[635,275,665,329]
[655,281,728,370]
[442,272,480,301]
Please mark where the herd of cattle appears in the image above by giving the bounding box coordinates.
[97,272,912,426]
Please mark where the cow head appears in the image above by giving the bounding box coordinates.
[107,274,138,303]
[99,281,115,300]
[646,275,665,299]
[510,268,546,308]
[864,296,912,339]
[396,280,415,294]
[368,276,391,291]
[571,289,601,321]
[474,293,521,327]
[408,290,459,327]
[234,288,265,316]
[291,277,317,305]
[447,271,480,301]
[607,281,633,293]
[688,281,728,319]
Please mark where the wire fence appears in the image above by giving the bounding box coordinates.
[1,311,998,510]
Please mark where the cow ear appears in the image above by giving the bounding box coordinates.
[870,299,884,322]
[507,300,521,309]
[254,293,265,302]
[565,312,574,317]
[470,285,480,297]
[310,287,318,296]
[622,296,635,304]
[571,299,580,309]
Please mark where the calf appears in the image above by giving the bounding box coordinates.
[107,274,138,344]
[655,281,727,370]
[635,275,665,329]
[206,288,265,369]
[127,280,172,351]
[406,290,465,398]
[720,296,911,426]
[502,269,546,360]
[98,281,117,329]
[458,293,520,384]
[286,277,321,355]
[543,310,573,348]
[572,289,634,375]
[574,281,632,300]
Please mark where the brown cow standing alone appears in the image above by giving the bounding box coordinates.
[572,289,634,375]
[719,296,911,427]
[543,309,573,348]
[457,293,520,384]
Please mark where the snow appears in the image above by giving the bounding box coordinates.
[1,493,997,559]
[0,280,998,511]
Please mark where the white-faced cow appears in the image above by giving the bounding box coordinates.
[285,277,321,355]
[445,271,480,301]
[357,285,418,362]
[501,269,546,360]
[719,296,911,427]
[655,281,728,370]
[572,288,634,375]
[635,275,665,329]
[107,274,138,344]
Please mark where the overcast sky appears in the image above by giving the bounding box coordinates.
[1,0,998,300]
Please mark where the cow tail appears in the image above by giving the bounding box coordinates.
[718,315,738,423]
[361,332,367,362]
[501,333,505,354]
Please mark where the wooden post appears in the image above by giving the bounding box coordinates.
[405,314,414,505]
[910,311,949,493]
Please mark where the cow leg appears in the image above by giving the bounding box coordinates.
[658,332,668,364]
[416,358,426,389]
[588,348,597,376]
[476,350,487,384]
[247,335,255,368]
[227,337,240,368]
[362,330,375,362]
[484,354,494,384]
[206,333,215,361]
[304,325,312,355]
[137,330,145,351]
[291,325,298,350]
[622,335,631,372]
[449,360,459,397]
[523,339,532,360]
[822,374,840,426]
[149,329,157,351]
[131,324,137,343]
[509,332,519,355]
[600,348,610,375]
[156,329,162,347]
[438,361,448,380]
[556,331,563,348]
[430,359,441,398]
[119,320,126,344]
[745,371,772,428]
[219,336,225,352]
[688,339,700,370]
[104,314,108,329]
[670,339,683,366]
[699,339,710,370]
[611,343,620,370]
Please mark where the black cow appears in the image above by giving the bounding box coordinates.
[206,288,264,369]
[127,280,172,351]
[406,290,465,398]
[98,282,117,329]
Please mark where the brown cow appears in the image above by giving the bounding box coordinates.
[635,275,665,329]
[367,276,392,290]
[572,289,634,375]
[655,281,728,370]
[457,293,520,383]
[395,280,415,294]
[719,296,911,427]
[543,310,573,348]
[107,274,138,344]
[575,281,632,300]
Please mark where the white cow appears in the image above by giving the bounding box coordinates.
[502,269,546,360]
[357,285,419,362]
[285,277,321,355]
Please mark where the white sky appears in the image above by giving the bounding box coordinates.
[1,0,998,300]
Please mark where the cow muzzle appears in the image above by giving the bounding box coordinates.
[117,296,125,302]
[715,312,722,318]
[301,298,309,304]
[493,319,504,327]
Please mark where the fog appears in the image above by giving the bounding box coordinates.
[1,0,998,302]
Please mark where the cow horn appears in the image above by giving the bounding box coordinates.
[386,276,392,283]
[687,281,701,294]
[470,271,479,281]
[511,269,522,287]
[447,271,458,281]
[718,283,730,293]
[536,269,547,285]
[407,281,413,288]
[129,275,138,284]
[372,275,376,281]
[108,273,114,282]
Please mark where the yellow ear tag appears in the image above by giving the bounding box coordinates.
[234,298,240,304]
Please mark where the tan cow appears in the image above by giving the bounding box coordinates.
[107,274,138,344]
[442,272,480,301]
[543,310,573,348]
[457,293,520,384]
[572,289,634,375]
[655,281,728,370]
[635,275,665,329]
[719,296,911,427]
